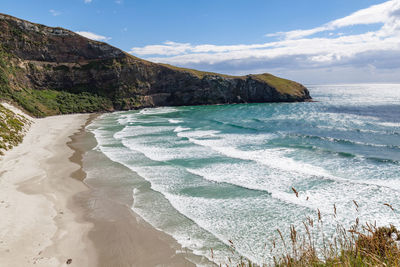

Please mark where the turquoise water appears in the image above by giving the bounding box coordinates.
[87,84,400,265]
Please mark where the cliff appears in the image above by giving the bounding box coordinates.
[0,13,311,117]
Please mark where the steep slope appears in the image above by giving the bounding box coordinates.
[0,13,311,117]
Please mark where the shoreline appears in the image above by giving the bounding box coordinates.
[69,114,201,266]
[0,110,205,266]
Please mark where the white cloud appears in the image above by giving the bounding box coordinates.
[271,0,397,40]
[49,9,61,16]
[128,0,400,83]
[84,0,92,3]
[75,31,111,42]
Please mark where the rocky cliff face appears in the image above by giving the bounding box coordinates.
[0,13,311,116]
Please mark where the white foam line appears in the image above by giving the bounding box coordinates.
[377,122,400,128]
[162,192,261,265]
[168,119,183,124]
[139,107,178,115]
[113,125,175,139]
[178,132,400,191]
[174,126,191,132]
[185,167,332,214]
[178,132,330,177]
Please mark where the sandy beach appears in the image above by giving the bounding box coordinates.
[0,110,198,267]
[0,113,95,266]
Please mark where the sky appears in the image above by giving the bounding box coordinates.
[1,0,400,84]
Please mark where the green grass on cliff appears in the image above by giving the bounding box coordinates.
[162,64,305,97]
[0,45,113,117]
[251,73,305,97]
[9,88,113,117]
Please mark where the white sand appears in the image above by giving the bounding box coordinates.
[0,114,95,267]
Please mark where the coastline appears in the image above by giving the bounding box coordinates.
[0,110,205,267]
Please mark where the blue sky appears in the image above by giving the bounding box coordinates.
[2,0,400,84]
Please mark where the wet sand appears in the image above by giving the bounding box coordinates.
[68,115,198,267]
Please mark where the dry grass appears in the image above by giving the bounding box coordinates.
[218,188,400,267]
[273,215,400,267]
[271,189,400,267]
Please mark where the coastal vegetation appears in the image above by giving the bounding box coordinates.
[0,104,29,155]
[272,214,400,266]
[7,88,112,117]
[0,44,113,117]
[228,194,400,267]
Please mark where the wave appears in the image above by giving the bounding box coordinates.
[272,142,357,158]
[293,133,400,149]
[316,125,397,135]
[121,138,214,162]
[366,157,400,164]
[178,131,400,191]
[168,119,183,124]
[273,143,399,163]
[178,130,220,138]
[174,126,191,132]
[377,122,400,128]
[185,161,400,214]
[210,119,259,131]
[184,167,324,212]
[117,113,169,125]
[113,125,175,139]
[178,131,332,178]
[139,107,178,115]
[117,115,132,125]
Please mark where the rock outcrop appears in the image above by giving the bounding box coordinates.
[0,13,311,117]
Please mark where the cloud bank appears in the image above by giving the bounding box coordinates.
[129,0,400,83]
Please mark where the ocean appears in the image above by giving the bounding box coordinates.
[85,84,400,265]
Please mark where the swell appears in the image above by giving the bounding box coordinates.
[112,135,400,215]
[291,133,400,150]
[273,142,399,164]
[176,133,400,193]
[209,119,259,132]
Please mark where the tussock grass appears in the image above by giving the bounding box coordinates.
[273,212,400,267]
[218,188,400,267]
